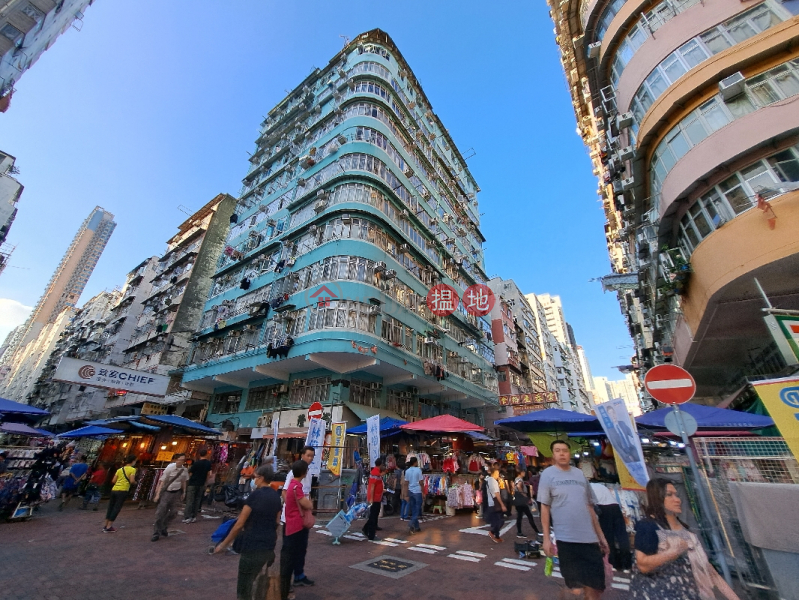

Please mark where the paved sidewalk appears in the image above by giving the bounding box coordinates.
[1,499,632,600]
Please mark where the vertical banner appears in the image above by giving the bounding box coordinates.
[305,417,325,476]
[327,422,347,476]
[366,414,380,468]
[596,397,649,487]
[753,376,799,459]
[271,415,280,471]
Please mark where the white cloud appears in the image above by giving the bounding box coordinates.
[0,298,32,343]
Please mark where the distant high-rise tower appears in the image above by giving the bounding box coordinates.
[0,206,115,402]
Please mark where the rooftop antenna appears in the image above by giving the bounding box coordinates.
[177,205,193,217]
[339,35,350,48]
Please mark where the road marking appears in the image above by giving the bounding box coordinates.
[349,532,366,537]
[371,540,399,547]
[613,576,631,583]
[343,535,366,541]
[316,530,333,536]
[495,561,531,571]
[459,522,515,538]
[408,546,437,554]
[647,378,693,389]
[455,551,486,558]
[416,544,446,550]
[612,583,630,591]
[313,524,321,528]
[447,553,481,562]
[384,538,408,544]
[500,558,538,566]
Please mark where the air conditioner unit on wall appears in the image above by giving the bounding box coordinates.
[619,145,635,162]
[587,42,601,59]
[616,112,634,129]
[719,72,745,101]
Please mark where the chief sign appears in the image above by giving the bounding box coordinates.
[644,364,696,405]
[54,357,170,397]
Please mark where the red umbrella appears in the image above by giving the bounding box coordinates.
[399,414,483,433]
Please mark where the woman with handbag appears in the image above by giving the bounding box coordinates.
[103,454,137,533]
[499,470,513,518]
[631,478,740,600]
[513,466,540,538]
[280,460,314,600]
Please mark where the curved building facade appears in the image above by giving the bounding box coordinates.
[551,0,799,401]
[182,30,498,430]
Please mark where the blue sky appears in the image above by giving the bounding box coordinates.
[0,0,633,379]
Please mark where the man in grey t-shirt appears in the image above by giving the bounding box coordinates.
[539,440,608,600]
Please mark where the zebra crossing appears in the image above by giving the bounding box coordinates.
[549,564,631,591]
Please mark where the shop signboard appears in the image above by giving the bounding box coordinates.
[327,422,347,476]
[499,392,557,406]
[366,415,380,468]
[141,402,168,416]
[595,397,649,487]
[54,357,170,397]
[305,417,325,476]
[753,375,799,459]
[764,315,799,365]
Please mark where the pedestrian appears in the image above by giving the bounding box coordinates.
[499,469,513,518]
[540,440,609,600]
[0,451,8,475]
[281,460,314,600]
[281,445,315,588]
[478,468,489,518]
[183,447,212,524]
[362,457,385,540]
[58,455,88,510]
[486,466,507,543]
[399,465,410,521]
[104,454,137,533]
[80,462,107,511]
[513,465,540,538]
[215,465,282,600]
[405,456,423,535]
[151,453,188,542]
[591,481,632,571]
[631,478,740,600]
[474,471,484,518]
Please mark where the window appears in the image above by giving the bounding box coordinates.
[0,23,22,42]
[22,3,46,23]
[288,376,330,406]
[381,315,403,344]
[246,384,285,411]
[212,392,242,414]
[350,378,382,407]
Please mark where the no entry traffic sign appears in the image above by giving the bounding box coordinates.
[308,401,323,420]
[644,364,696,404]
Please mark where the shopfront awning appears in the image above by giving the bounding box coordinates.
[0,397,49,419]
[495,408,602,433]
[57,425,121,439]
[636,403,774,429]
[399,414,483,433]
[142,414,221,436]
[348,417,408,435]
[345,403,404,423]
[0,422,54,437]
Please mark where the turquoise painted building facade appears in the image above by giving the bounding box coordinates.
[181,29,498,432]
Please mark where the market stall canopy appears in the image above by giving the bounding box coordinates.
[57,425,122,439]
[0,422,53,437]
[466,431,496,442]
[636,403,774,430]
[399,415,483,433]
[495,408,602,433]
[348,417,408,435]
[86,416,161,432]
[0,397,49,420]
[142,414,221,436]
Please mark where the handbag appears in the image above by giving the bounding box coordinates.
[294,485,315,529]
[513,481,529,507]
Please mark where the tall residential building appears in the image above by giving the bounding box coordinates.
[181,30,498,433]
[108,194,236,421]
[593,374,642,416]
[0,0,95,109]
[0,206,114,401]
[0,149,21,275]
[29,257,160,426]
[549,0,799,403]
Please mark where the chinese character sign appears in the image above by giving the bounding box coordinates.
[305,417,326,476]
[753,376,799,460]
[327,422,347,476]
[463,284,495,317]
[366,415,380,468]
[426,284,458,317]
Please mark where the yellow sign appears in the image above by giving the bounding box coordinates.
[753,375,799,459]
[155,450,175,462]
[327,422,347,476]
[141,402,168,415]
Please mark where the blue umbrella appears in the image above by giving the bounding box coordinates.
[636,403,774,429]
[348,417,408,435]
[142,414,221,436]
[57,425,121,439]
[0,397,49,418]
[495,408,602,433]
[0,422,53,437]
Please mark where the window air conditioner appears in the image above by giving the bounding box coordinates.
[369,304,382,314]
[399,243,411,254]
[617,112,634,129]
[314,200,328,213]
[383,269,397,279]
[621,177,635,191]
[403,166,413,176]
[719,72,745,101]
[316,189,330,200]
[587,42,601,59]
[341,214,352,224]
[278,384,288,393]
[429,218,438,226]
[300,155,316,169]
[619,145,635,162]
[347,80,356,90]
[424,337,436,344]
[375,261,387,272]
[337,134,347,145]
[420,188,430,199]
[337,67,346,78]
[297,177,306,187]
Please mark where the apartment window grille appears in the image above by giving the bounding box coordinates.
[350,378,382,408]
[245,384,285,411]
[288,376,330,406]
[212,391,242,414]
